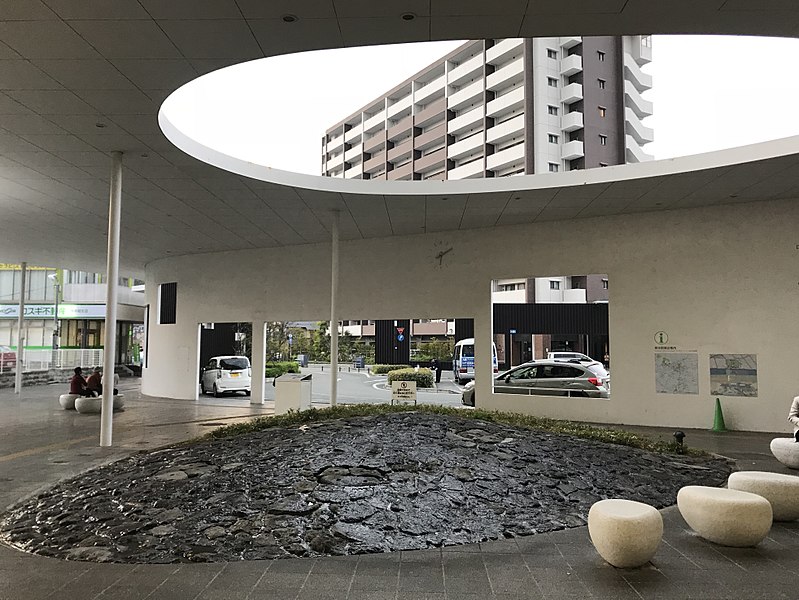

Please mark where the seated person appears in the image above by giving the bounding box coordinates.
[69,367,93,397]
[86,367,103,396]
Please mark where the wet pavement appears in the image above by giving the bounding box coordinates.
[0,380,798,599]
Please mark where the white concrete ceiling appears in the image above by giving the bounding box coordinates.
[0,0,798,276]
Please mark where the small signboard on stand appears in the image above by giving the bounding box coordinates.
[391,380,417,405]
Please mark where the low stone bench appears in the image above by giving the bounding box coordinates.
[587,499,663,568]
[770,438,799,469]
[677,485,772,547]
[728,471,799,522]
[58,393,80,410]
[75,395,125,414]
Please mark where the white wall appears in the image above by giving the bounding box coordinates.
[143,197,799,433]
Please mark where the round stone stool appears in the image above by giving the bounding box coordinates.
[728,471,799,521]
[113,394,125,410]
[770,438,799,469]
[588,499,663,568]
[677,485,772,547]
[74,396,102,414]
[58,393,80,410]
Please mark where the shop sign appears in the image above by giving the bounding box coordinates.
[0,304,106,319]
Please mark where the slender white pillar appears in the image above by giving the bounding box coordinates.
[251,321,266,405]
[330,211,340,407]
[14,262,26,394]
[100,151,122,447]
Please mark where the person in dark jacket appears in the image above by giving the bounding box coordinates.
[69,367,93,397]
[431,358,442,384]
[86,367,103,396]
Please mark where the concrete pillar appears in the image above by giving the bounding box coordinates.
[330,211,339,407]
[14,262,26,394]
[251,320,265,405]
[100,151,122,447]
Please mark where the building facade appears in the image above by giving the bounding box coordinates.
[322,36,652,180]
[0,264,145,365]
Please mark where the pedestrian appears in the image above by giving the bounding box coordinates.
[431,358,441,384]
[86,366,103,396]
[788,394,799,442]
[603,352,610,369]
[68,367,93,397]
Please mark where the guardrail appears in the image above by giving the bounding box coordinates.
[0,349,104,374]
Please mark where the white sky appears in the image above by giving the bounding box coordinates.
[162,35,799,175]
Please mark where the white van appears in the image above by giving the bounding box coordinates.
[453,338,499,385]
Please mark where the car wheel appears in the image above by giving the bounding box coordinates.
[213,384,221,398]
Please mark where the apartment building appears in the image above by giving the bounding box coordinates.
[322,36,653,180]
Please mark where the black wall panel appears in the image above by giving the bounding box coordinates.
[375,319,410,365]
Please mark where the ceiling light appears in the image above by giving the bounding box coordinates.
[282,14,298,23]
[401,12,416,21]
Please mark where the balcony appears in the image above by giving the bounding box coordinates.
[362,153,385,174]
[486,38,523,65]
[363,131,385,154]
[448,158,484,180]
[486,113,524,145]
[344,162,363,179]
[486,143,524,171]
[326,152,344,170]
[560,53,582,76]
[343,144,361,163]
[561,82,583,104]
[387,162,413,180]
[414,74,445,104]
[625,135,654,163]
[387,115,413,142]
[448,79,484,112]
[411,321,448,336]
[486,86,524,118]
[561,110,583,132]
[630,41,652,66]
[63,283,145,307]
[448,131,484,160]
[625,107,654,145]
[624,80,653,119]
[344,123,362,144]
[326,135,344,152]
[561,140,584,160]
[386,93,412,119]
[448,53,484,87]
[623,55,652,93]
[560,36,582,49]
[414,97,446,129]
[414,147,446,174]
[387,138,413,163]
[486,56,524,91]
[414,122,446,151]
[447,104,484,136]
[363,110,385,133]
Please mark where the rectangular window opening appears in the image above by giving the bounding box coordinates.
[158,282,177,325]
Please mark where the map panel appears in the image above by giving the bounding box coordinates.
[655,352,699,394]
[710,354,758,397]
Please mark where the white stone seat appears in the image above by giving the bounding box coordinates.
[58,393,80,410]
[728,471,799,522]
[587,499,663,568]
[113,394,125,410]
[677,485,772,547]
[74,396,102,414]
[770,438,799,469]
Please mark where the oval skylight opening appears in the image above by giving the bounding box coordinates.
[160,36,799,178]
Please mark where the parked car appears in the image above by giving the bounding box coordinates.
[0,345,16,370]
[462,360,610,406]
[200,355,251,397]
[547,351,597,365]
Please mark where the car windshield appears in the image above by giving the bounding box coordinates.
[219,358,249,370]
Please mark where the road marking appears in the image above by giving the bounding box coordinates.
[0,435,96,463]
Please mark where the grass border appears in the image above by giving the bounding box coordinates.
[200,404,702,456]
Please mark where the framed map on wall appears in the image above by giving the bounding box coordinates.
[710,354,758,397]
[655,352,699,394]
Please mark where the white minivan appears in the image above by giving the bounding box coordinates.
[201,355,251,397]
[453,338,499,385]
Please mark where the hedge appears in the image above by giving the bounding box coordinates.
[387,367,434,388]
[371,364,410,375]
[265,361,300,378]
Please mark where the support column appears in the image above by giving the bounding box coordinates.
[14,262,26,394]
[251,320,265,405]
[100,151,122,447]
[330,211,339,407]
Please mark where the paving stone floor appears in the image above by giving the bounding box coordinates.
[1,381,798,599]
